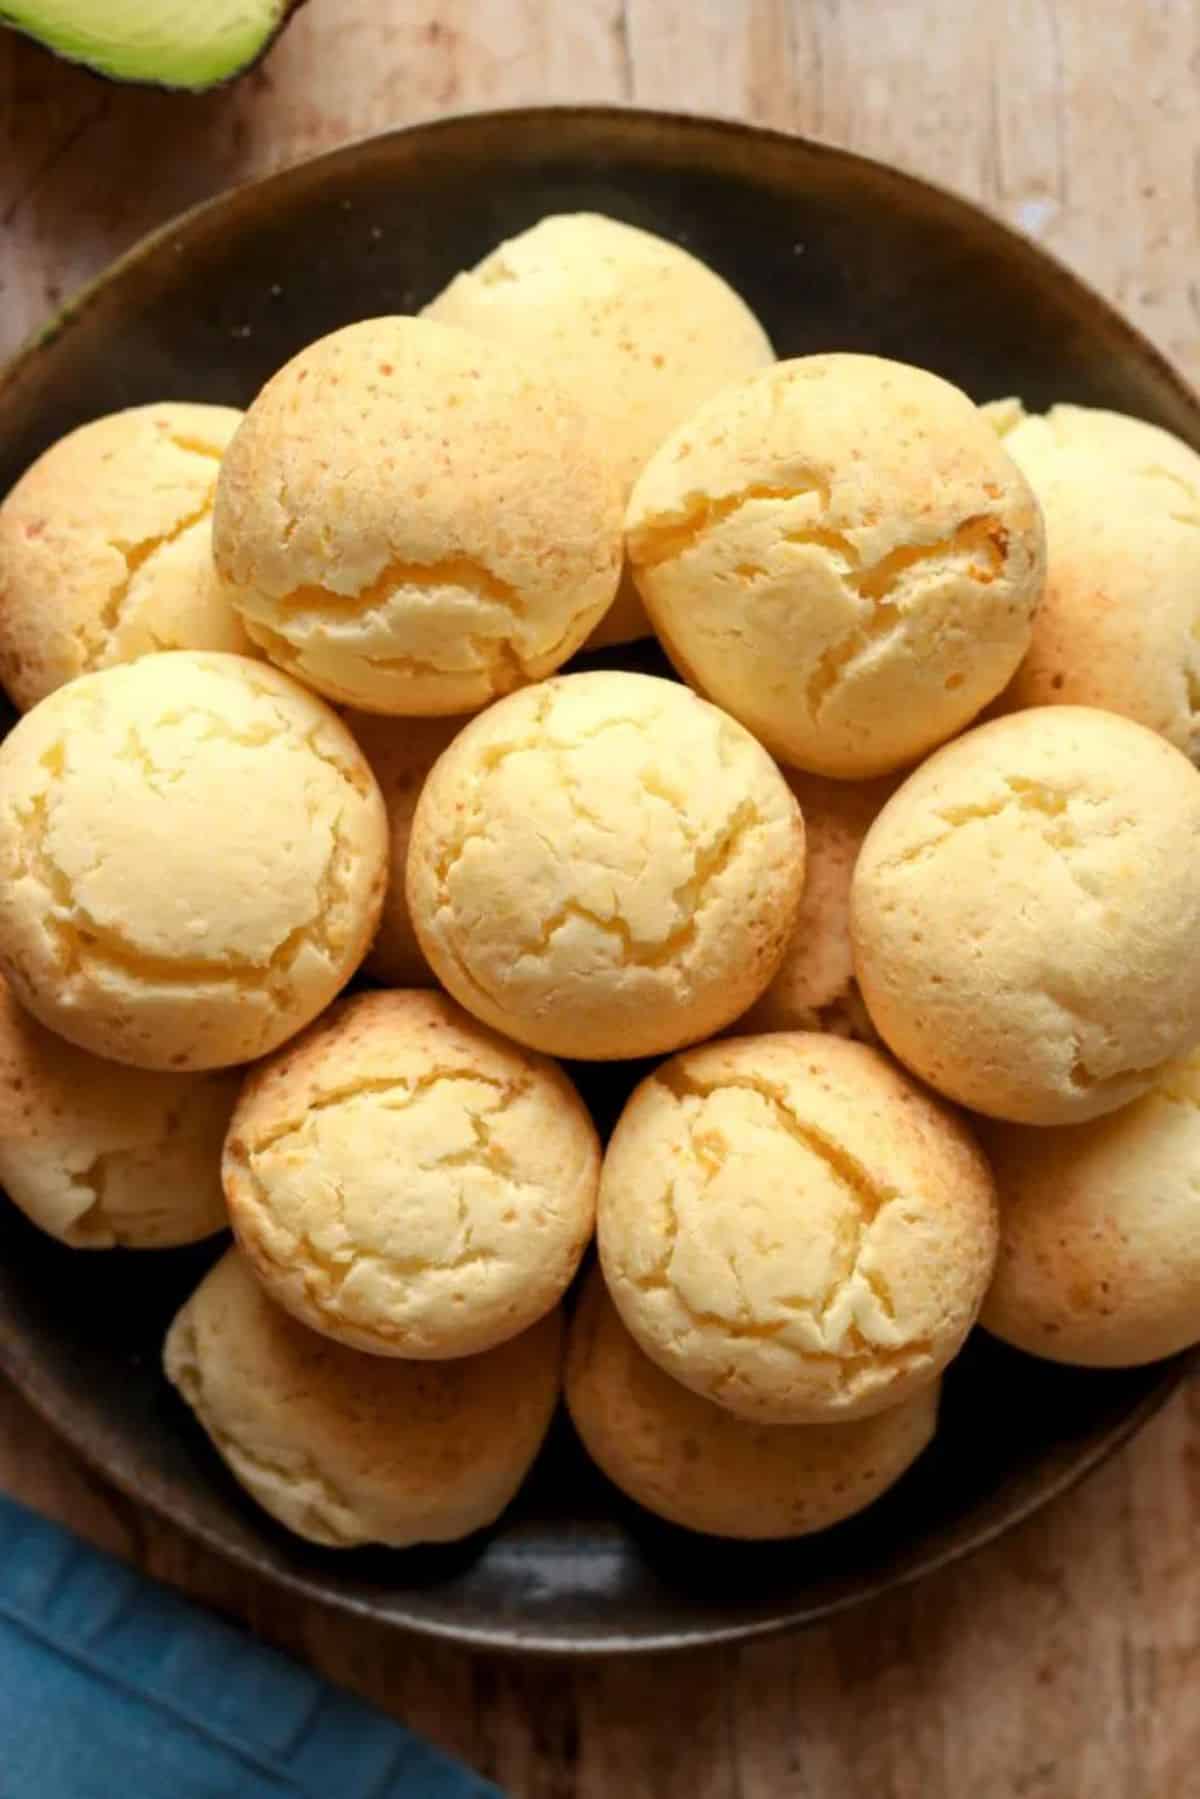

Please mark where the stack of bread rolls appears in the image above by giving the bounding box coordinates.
[3,211,1200,1552]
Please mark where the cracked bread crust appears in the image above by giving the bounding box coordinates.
[212,316,623,715]
[597,1032,996,1424]
[406,671,806,1060]
[0,652,387,1070]
[625,354,1045,777]
[346,710,467,987]
[851,706,1200,1125]
[984,398,1200,759]
[422,212,774,652]
[0,976,235,1248]
[223,990,600,1358]
[164,1248,563,1548]
[981,1046,1200,1367]
[738,770,895,1038]
[0,403,254,711]
[566,1267,940,1538]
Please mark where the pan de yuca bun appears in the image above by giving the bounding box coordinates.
[986,397,1200,758]
[406,671,806,1059]
[851,706,1200,1125]
[213,316,623,714]
[0,403,252,711]
[165,1248,562,1548]
[224,990,599,1358]
[597,1033,996,1424]
[981,1046,1200,1367]
[0,977,235,1248]
[566,1267,940,1539]
[626,354,1045,776]
[0,652,387,1070]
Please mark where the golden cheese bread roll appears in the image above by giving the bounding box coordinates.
[165,1247,562,1548]
[985,397,1200,758]
[566,1266,939,1538]
[0,976,235,1248]
[852,706,1200,1124]
[406,671,806,1059]
[0,403,252,710]
[626,354,1045,776]
[0,652,387,1070]
[213,316,623,714]
[597,1033,996,1424]
[224,990,599,1358]
[981,1046,1200,1366]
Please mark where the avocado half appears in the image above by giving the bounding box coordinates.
[1,0,305,91]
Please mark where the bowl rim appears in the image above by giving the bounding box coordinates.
[3,1305,1188,1656]
[3,103,1200,426]
[1,102,1197,1656]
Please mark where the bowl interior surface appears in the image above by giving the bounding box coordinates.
[0,107,1193,1655]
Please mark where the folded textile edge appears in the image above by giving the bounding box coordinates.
[0,1494,502,1799]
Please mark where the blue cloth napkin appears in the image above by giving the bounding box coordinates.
[0,1495,502,1799]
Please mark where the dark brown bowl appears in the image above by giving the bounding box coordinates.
[0,107,1194,1656]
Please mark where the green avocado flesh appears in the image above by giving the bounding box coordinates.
[1,0,295,89]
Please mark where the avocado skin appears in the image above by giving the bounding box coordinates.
[0,0,308,92]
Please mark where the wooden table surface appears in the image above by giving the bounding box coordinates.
[3,4,1200,1794]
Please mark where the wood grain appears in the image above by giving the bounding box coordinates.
[3,4,1200,1794]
